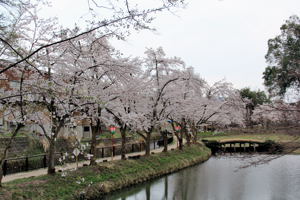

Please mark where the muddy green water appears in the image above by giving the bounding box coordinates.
[106,155,300,200]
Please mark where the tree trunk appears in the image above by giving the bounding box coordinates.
[192,128,198,144]
[47,139,56,174]
[47,122,64,174]
[178,137,183,150]
[185,130,191,146]
[145,132,151,156]
[245,105,254,128]
[192,134,197,144]
[90,125,98,166]
[0,163,4,187]
[162,131,168,152]
[120,128,127,160]
[174,130,183,150]
[90,118,101,165]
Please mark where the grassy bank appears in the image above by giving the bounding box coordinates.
[0,145,211,200]
[201,132,298,142]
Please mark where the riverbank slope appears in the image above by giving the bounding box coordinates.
[0,144,211,200]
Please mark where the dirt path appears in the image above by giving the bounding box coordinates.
[3,141,180,183]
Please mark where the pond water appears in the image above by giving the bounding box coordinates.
[105,155,300,200]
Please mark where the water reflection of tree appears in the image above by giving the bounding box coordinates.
[270,156,297,200]
[164,176,168,200]
[145,184,150,200]
[170,168,200,200]
[232,154,292,170]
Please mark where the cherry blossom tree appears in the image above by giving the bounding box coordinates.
[65,33,141,163]
[252,101,300,128]
[26,71,80,174]
[0,0,57,73]
[0,0,186,173]
[162,67,204,148]
[0,0,185,75]
[105,74,143,160]
[0,0,185,172]
[202,81,245,127]
[167,73,245,146]
[0,65,36,185]
[19,32,102,173]
[127,47,185,155]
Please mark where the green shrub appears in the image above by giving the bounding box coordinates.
[261,140,283,153]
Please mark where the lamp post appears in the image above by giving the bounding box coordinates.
[109,126,116,160]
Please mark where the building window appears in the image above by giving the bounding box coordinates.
[83,126,90,132]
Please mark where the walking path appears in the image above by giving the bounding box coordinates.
[3,141,180,183]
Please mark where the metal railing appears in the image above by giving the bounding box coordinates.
[2,139,161,176]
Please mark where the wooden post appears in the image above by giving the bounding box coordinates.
[243,143,246,152]
[111,134,114,161]
[60,152,63,164]
[113,146,116,157]
[43,154,47,168]
[25,157,29,171]
[76,155,78,169]
[101,148,104,158]
[140,143,142,151]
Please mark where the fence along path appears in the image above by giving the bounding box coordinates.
[3,139,179,183]
[2,141,153,176]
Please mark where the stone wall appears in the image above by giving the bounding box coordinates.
[99,137,134,146]
[0,137,29,157]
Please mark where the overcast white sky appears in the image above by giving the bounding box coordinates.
[43,0,300,90]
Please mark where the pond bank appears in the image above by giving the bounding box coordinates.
[0,144,211,200]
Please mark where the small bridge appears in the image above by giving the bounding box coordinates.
[202,139,281,154]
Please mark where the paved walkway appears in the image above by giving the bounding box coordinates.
[3,141,180,183]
